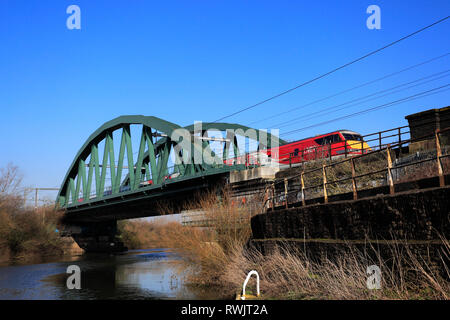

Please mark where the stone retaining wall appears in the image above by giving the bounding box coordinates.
[250,186,450,278]
[251,186,450,241]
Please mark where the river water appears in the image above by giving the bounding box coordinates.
[0,248,221,300]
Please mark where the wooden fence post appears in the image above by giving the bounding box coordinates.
[284,178,288,209]
[435,130,444,187]
[386,145,395,195]
[351,158,358,200]
[263,185,269,212]
[323,164,328,203]
[271,182,275,210]
[378,132,382,150]
[301,172,306,206]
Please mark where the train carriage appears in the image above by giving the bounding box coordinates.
[225,129,371,166]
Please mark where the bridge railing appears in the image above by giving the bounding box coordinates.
[263,127,450,210]
[275,125,415,167]
[222,125,414,170]
[362,125,410,151]
[223,119,448,170]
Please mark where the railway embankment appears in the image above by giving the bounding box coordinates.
[250,185,450,278]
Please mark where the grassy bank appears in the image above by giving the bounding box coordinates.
[119,190,450,300]
[0,164,71,263]
[223,240,450,300]
[0,199,67,263]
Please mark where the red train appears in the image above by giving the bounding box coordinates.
[226,129,371,166]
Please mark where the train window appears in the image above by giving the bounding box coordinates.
[342,133,362,141]
[315,134,341,145]
[294,148,299,156]
[314,137,325,145]
[330,134,341,143]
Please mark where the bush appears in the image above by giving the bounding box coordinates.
[0,197,64,260]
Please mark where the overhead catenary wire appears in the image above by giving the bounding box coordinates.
[246,52,450,127]
[272,69,450,129]
[280,83,450,138]
[281,84,450,138]
[202,70,449,151]
[213,16,450,123]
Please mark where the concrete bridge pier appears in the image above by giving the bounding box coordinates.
[65,220,127,253]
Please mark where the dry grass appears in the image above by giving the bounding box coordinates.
[222,239,450,300]
[0,202,65,262]
[0,163,66,263]
[119,187,450,300]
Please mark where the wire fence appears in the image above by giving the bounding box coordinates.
[263,127,450,210]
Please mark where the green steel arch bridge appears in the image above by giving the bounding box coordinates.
[57,116,284,252]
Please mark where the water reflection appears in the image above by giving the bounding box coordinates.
[0,249,222,300]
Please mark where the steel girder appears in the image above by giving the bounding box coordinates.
[184,122,287,157]
[135,122,287,173]
[57,116,284,209]
[57,116,202,208]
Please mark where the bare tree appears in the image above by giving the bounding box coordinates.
[0,163,23,194]
[0,163,23,207]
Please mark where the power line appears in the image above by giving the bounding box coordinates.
[213,16,450,123]
[281,84,450,138]
[280,84,450,137]
[246,52,450,127]
[273,69,450,129]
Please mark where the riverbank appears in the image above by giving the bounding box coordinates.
[0,200,83,264]
[1,157,448,299]
[117,190,450,300]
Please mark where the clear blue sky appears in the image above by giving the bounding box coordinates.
[0,0,449,195]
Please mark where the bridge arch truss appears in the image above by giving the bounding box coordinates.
[57,116,284,209]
